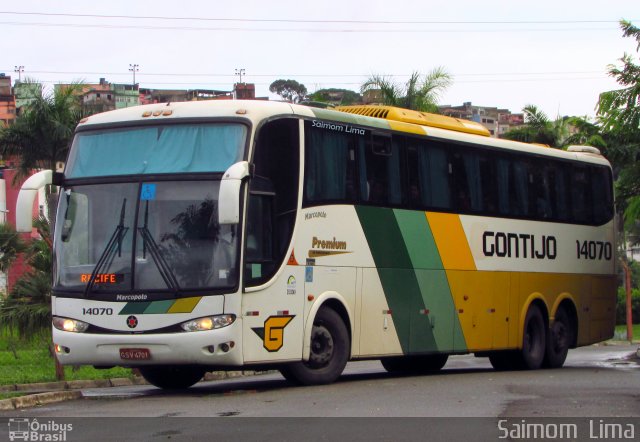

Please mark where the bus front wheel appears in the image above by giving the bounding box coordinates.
[139,365,206,389]
[283,307,350,385]
[489,305,546,371]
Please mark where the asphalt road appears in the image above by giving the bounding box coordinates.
[1,344,639,441]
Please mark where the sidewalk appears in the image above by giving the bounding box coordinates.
[0,370,266,411]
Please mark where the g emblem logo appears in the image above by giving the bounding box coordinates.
[251,315,295,352]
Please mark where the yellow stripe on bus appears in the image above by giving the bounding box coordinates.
[426,212,476,271]
[388,120,427,135]
[167,297,202,314]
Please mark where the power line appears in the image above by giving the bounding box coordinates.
[0,21,619,33]
[19,77,606,88]
[0,69,607,79]
[0,11,633,25]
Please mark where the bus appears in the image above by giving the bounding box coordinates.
[16,100,616,388]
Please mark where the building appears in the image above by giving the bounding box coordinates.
[0,74,16,127]
[13,81,41,116]
[57,78,142,113]
[439,102,524,138]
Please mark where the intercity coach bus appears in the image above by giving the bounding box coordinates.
[16,100,616,388]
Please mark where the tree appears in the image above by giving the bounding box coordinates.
[597,20,640,135]
[0,223,27,275]
[0,80,85,223]
[360,67,452,112]
[0,80,84,177]
[597,20,640,224]
[269,79,308,103]
[596,20,640,342]
[308,88,362,105]
[0,218,63,378]
[502,105,570,147]
[0,218,52,340]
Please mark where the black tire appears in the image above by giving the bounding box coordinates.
[285,307,350,385]
[381,354,448,373]
[543,307,573,368]
[519,304,546,370]
[139,365,206,389]
[278,366,298,383]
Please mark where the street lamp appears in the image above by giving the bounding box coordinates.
[14,66,24,83]
[129,64,139,86]
[235,68,245,84]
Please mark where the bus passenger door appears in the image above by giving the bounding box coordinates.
[242,266,306,363]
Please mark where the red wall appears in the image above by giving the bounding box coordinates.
[2,168,40,293]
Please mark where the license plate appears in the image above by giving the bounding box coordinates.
[119,348,151,360]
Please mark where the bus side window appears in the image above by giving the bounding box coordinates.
[591,166,614,225]
[304,122,357,203]
[359,133,401,206]
[530,159,553,219]
[571,165,591,224]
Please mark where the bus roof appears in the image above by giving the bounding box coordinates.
[335,105,491,137]
[76,100,610,168]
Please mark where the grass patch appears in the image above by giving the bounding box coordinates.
[0,392,26,400]
[0,333,132,386]
[613,324,640,341]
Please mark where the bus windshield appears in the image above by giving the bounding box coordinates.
[66,123,246,178]
[54,180,238,294]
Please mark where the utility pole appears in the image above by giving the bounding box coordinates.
[14,65,24,83]
[235,68,245,84]
[129,64,139,87]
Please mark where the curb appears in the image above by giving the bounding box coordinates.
[0,391,82,411]
[0,370,271,410]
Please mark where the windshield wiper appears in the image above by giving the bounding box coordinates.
[83,199,128,298]
[138,201,181,294]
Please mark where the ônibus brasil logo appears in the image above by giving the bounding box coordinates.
[7,418,73,441]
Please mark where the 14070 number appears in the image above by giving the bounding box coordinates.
[576,240,612,261]
[82,308,113,315]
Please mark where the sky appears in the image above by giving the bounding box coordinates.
[2,1,638,118]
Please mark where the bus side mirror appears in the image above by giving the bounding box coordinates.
[16,169,52,232]
[218,161,250,225]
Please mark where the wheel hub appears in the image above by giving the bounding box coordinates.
[309,325,334,367]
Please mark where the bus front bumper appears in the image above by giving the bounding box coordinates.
[52,322,243,367]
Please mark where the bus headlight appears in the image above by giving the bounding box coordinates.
[53,316,89,333]
[180,315,235,332]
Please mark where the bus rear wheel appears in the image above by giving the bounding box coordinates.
[381,354,448,373]
[520,304,546,369]
[543,307,573,368]
[139,365,206,389]
[283,307,350,385]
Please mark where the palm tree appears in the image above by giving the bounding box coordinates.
[0,80,85,223]
[0,217,52,339]
[360,67,453,113]
[0,223,27,275]
[502,105,571,147]
[0,80,84,177]
[0,217,64,378]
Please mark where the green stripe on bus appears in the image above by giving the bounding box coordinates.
[356,206,437,353]
[143,300,175,314]
[393,209,467,351]
[356,207,468,354]
[393,210,443,269]
[119,302,151,315]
